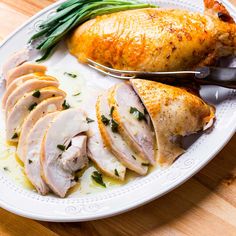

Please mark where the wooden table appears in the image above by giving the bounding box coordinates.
[0,1,236,235]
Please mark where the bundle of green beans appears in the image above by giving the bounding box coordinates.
[30,0,157,61]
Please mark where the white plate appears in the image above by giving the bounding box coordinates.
[0,0,236,222]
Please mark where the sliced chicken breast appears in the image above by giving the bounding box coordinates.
[108,83,156,165]
[2,73,40,108]
[131,79,215,165]
[2,49,30,80]
[17,96,64,162]
[5,77,59,118]
[87,117,126,180]
[6,62,47,86]
[6,87,66,142]
[2,74,57,108]
[24,112,60,195]
[41,108,89,198]
[61,135,88,172]
[96,93,148,175]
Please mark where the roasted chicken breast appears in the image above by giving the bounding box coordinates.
[68,0,236,71]
[6,87,66,142]
[41,108,89,197]
[5,77,59,118]
[2,49,30,81]
[87,117,126,180]
[96,92,148,175]
[17,96,64,162]
[131,79,215,165]
[108,83,156,165]
[2,73,41,108]
[6,63,47,86]
[24,112,59,195]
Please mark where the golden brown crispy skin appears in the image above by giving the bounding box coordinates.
[68,1,236,72]
[131,79,215,165]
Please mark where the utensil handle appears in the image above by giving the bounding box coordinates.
[195,67,236,89]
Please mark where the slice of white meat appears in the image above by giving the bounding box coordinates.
[96,93,148,175]
[2,49,30,80]
[87,116,126,180]
[6,62,47,86]
[2,73,40,108]
[17,96,64,162]
[24,112,60,195]
[61,135,88,172]
[2,74,57,108]
[41,108,89,198]
[109,83,156,165]
[5,77,59,118]
[6,87,66,142]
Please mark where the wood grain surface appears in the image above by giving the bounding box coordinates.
[0,1,236,235]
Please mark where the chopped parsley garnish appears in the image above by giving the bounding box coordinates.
[28,103,38,111]
[132,155,136,160]
[32,90,41,98]
[3,167,9,171]
[101,114,118,132]
[28,160,33,164]
[62,100,70,110]
[91,171,106,187]
[130,107,146,121]
[64,72,77,78]
[114,169,119,177]
[74,176,79,182]
[73,92,81,96]
[111,119,119,133]
[142,163,149,167]
[86,117,95,123]
[110,106,115,117]
[11,133,18,139]
[57,144,66,151]
[101,115,110,126]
